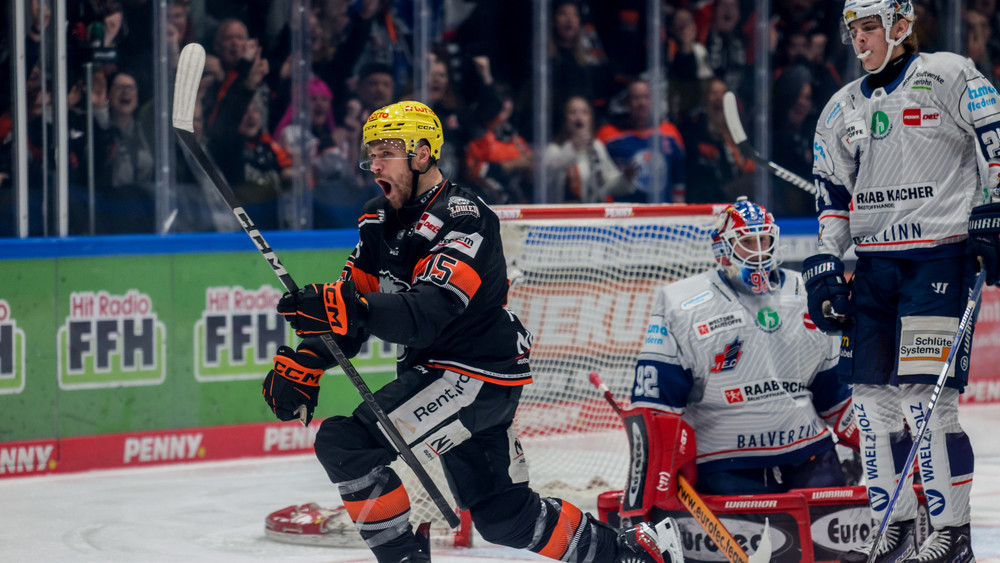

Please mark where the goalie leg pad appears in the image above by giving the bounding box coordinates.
[620,408,697,517]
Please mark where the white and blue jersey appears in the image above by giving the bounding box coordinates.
[812,52,1000,260]
[630,269,848,474]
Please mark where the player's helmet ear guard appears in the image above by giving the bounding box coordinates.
[361,101,443,164]
[712,197,781,295]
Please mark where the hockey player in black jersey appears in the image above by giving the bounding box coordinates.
[262,100,683,562]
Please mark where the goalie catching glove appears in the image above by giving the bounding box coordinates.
[802,254,852,333]
[277,280,368,337]
[968,202,1000,286]
[263,346,327,425]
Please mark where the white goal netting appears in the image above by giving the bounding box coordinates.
[395,203,723,546]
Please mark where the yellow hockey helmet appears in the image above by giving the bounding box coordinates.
[362,101,443,161]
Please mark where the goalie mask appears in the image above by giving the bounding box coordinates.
[712,197,780,295]
[841,0,914,74]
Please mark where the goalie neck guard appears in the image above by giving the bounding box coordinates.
[712,197,780,295]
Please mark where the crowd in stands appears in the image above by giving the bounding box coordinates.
[2,0,999,235]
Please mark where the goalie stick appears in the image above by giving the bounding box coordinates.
[172,43,460,530]
[588,372,772,563]
[864,266,987,563]
[722,91,817,195]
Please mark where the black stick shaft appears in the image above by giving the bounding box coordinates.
[174,128,460,529]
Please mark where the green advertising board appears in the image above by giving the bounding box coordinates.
[0,232,397,442]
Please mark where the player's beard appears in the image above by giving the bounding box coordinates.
[375,169,415,210]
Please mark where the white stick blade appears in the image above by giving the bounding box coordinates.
[722,91,748,145]
[173,43,206,132]
[748,518,773,563]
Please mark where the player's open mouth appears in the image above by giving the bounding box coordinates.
[377,179,392,196]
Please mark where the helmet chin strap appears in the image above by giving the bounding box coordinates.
[406,154,433,205]
[857,21,909,75]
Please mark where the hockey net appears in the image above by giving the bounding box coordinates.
[386,203,724,547]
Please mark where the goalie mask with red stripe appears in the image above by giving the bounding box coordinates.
[712,197,780,295]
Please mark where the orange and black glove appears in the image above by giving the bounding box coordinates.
[263,346,326,424]
[277,280,368,337]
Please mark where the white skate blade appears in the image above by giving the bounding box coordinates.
[748,518,773,563]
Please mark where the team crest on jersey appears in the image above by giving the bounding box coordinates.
[902,108,940,127]
[710,337,743,373]
[447,196,480,218]
[754,307,781,333]
[870,111,893,140]
[694,312,745,340]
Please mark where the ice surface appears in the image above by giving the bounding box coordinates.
[3,403,999,562]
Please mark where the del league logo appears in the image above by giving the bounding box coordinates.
[902,108,940,127]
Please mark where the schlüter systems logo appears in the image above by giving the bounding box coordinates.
[194,285,291,382]
[57,290,167,389]
[0,299,26,395]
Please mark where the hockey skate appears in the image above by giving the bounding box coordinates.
[616,518,684,563]
[841,519,916,563]
[399,522,432,562]
[906,524,974,563]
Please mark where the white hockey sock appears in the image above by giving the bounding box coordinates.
[900,385,973,528]
[854,384,919,523]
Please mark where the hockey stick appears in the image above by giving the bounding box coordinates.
[722,91,817,196]
[864,266,987,563]
[172,43,460,529]
[588,372,772,563]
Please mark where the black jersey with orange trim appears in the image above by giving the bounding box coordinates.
[340,180,532,386]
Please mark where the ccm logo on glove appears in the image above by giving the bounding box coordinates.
[273,350,324,386]
[278,280,368,337]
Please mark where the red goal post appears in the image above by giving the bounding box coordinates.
[401,203,726,547]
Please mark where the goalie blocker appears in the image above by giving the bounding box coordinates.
[602,408,930,562]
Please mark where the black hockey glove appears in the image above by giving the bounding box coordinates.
[802,254,852,334]
[968,202,1000,286]
[262,346,325,425]
[277,280,368,337]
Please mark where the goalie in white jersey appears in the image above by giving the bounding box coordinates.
[630,198,859,501]
[804,1,1000,562]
